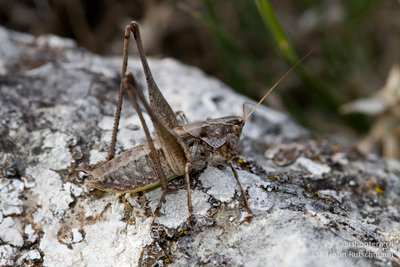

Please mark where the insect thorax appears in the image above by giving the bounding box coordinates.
[174,115,244,169]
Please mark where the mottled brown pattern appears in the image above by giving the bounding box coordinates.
[175,116,243,166]
[88,140,175,192]
[182,116,242,148]
[89,116,244,192]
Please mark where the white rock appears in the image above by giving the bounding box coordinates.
[296,157,331,177]
[24,224,37,243]
[63,182,83,197]
[332,152,349,165]
[89,150,107,165]
[0,245,15,266]
[0,178,24,216]
[248,187,273,215]
[49,189,74,218]
[0,217,23,247]
[22,175,36,188]
[72,228,83,243]
[147,188,210,228]
[16,249,42,265]
[39,132,73,170]
[199,167,237,202]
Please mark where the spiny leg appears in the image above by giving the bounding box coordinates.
[125,72,194,223]
[108,24,173,222]
[124,73,174,225]
[107,25,132,160]
[228,160,253,222]
[152,189,167,225]
[128,21,178,129]
[107,21,194,223]
[123,73,172,192]
[185,162,194,223]
[126,21,192,185]
[117,21,177,192]
[123,21,195,222]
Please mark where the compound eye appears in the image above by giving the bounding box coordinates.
[232,125,241,135]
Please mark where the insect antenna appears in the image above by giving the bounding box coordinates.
[242,0,383,123]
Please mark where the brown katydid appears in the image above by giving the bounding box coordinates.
[83,21,252,223]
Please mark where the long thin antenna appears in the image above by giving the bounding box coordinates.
[244,0,383,122]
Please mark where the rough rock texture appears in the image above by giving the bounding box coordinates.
[0,26,400,266]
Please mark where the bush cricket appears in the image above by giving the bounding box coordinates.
[82,7,378,223]
[81,21,255,223]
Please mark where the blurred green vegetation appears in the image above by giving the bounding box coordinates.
[198,0,388,133]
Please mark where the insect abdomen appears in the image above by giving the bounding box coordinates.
[87,141,176,193]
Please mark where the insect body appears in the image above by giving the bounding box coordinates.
[83,22,251,221]
[87,141,177,194]
[86,116,243,193]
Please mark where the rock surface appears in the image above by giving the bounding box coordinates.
[0,26,400,266]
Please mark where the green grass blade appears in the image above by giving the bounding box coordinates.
[255,0,297,63]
